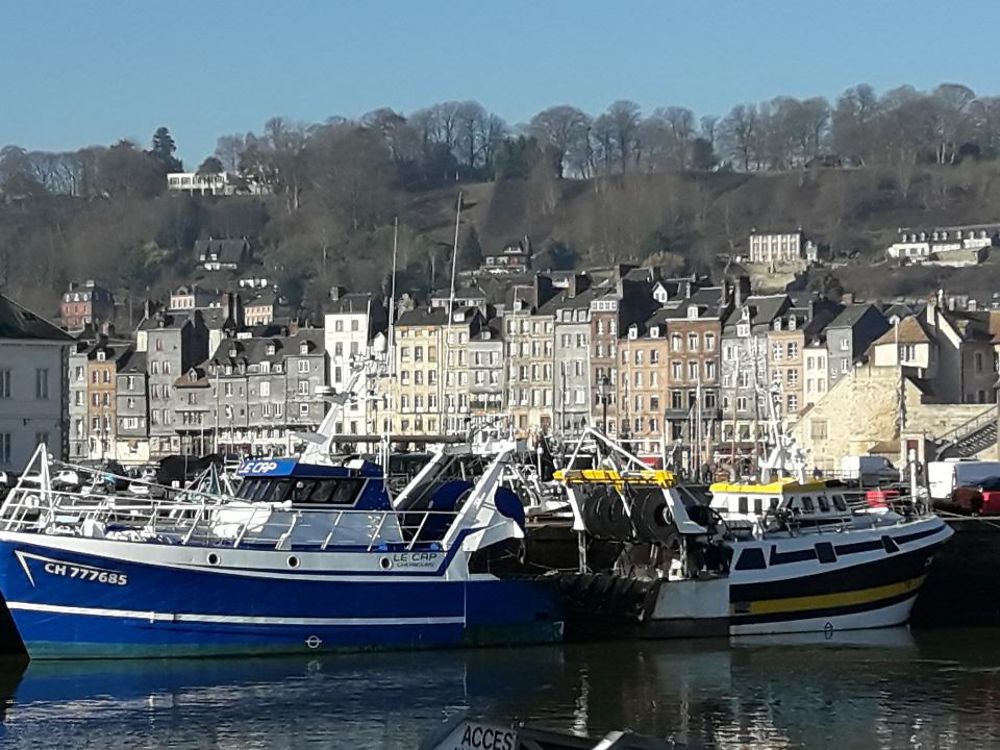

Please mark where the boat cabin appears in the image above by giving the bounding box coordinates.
[709,478,852,528]
[235,457,391,511]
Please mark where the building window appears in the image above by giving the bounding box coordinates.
[34,369,49,400]
[299,403,310,417]
[260,381,271,398]
[810,419,828,440]
[0,433,10,465]
[787,394,798,412]
[0,370,10,399]
[787,342,798,359]
[297,379,309,395]
[298,360,310,374]
[705,333,715,352]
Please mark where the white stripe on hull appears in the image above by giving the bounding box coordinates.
[728,595,917,636]
[6,601,466,627]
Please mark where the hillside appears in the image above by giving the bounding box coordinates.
[3,160,1000,320]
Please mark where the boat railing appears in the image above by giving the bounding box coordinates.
[0,485,463,553]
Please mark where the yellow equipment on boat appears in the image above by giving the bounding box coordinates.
[552,468,677,489]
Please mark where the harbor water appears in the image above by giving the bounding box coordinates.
[1,627,1000,749]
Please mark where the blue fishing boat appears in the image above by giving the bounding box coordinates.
[0,441,563,658]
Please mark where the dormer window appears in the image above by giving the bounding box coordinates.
[650,326,660,338]
[299,342,309,355]
[789,317,797,331]
[96,351,106,362]
[687,305,698,320]
[737,323,750,337]
[266,344,276,356]
[228,347,237,358]
[773,319,782,331]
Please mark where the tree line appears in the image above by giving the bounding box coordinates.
[3,82,1000,206]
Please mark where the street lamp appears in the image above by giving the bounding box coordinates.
[596,375,611,434]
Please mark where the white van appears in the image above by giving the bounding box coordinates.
[927,459,1000,501]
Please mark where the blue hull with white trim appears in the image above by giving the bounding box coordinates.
[0,535,563,659]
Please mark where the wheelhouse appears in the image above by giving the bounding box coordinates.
[236,457,390,511]
[709,478,854,526]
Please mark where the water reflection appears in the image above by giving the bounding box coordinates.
[1,628,999,749]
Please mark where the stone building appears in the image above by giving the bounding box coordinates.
[766,308,807,417]
[324,291,387,438]
[207,329,326,456]
[720,294,789,445]
[60,280,114,332]
[392,307,446,438]
[468,319,505,430]
[504,281,556,436]
[115,350,150,465]
[547,276,595,437]
[0,293,73,470]
[824,303,891,388]
[137,310,210,458]
[795,363,989,471]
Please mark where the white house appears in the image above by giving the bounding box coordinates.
[887,225,997,263]
[323,291,388,439]
[0,294,74,471]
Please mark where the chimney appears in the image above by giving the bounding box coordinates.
[288,319,300,336]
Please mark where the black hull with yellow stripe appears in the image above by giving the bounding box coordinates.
[723,515,951,635]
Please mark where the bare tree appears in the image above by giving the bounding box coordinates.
[606,100,642,173]
[528,105,591,178]
[720,103,758,170]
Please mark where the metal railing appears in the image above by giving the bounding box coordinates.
[935,406,997,447]
[0,486,463,553]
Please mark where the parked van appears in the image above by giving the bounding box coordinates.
[927,459,1000,501]
[840,455,899,484]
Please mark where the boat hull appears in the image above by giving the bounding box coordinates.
[556,515,953,640]
[0,534,563,659]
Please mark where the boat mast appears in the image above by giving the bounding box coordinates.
[444,192,462,436]
[384,217,399,470]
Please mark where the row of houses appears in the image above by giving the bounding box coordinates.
[6,234,1000,473]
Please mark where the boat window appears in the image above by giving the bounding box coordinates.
[801,496,816,513]
[734,547,767,571]
[314,478,366,505]
[815,541,837,563]
[237,479,258,500]
[270,480,294,503]
[832,494,848,512]
[737,496,749,514]
[753,497,763,515]
[817,494,831,513]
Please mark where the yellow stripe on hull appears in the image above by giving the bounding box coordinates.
[732,575,927,617]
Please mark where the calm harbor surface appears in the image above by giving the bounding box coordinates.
[1,627,999,749]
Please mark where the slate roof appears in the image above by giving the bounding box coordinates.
[0,293,73,341]
[117,350,147,374]
[396,307,449,327]
[827,303,877,330]
[326,293,379,315]
[195,238,251,264]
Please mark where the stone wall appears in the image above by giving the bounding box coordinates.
[793,362,988,469]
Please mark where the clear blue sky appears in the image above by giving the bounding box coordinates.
[2,0,997,165]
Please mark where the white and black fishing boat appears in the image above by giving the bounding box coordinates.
[541,427,952,638]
